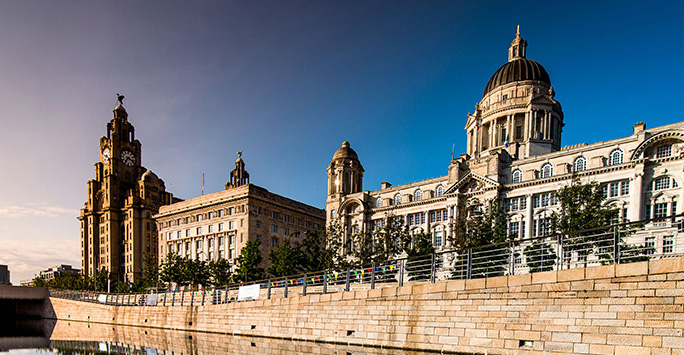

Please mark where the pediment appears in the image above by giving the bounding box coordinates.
[445,172,501,195]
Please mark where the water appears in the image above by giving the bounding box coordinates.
[1,319,431,355]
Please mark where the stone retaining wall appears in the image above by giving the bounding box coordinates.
[48,258,684,355]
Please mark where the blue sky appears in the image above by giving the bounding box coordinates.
[0,1,682,282]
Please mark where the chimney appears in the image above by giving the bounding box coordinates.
[380,182,392,189]
[633,122,646,134]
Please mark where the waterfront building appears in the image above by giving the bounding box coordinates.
[326,29,684,260]
[0,264,9,284]
[79,96,176,282]
[156,154,326,268]
[38,264,80,281]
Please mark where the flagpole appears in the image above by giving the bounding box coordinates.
[201,170,204,196]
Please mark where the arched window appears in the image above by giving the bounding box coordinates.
[414,190,422,201]
[574,156,587,172]
[435,185,445,197]
[609,149,623,166]
[394,193,402,205]
[376,197,383,208]
[541,163,553,178]
[511,169,523,183]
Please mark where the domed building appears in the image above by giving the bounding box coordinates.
[327,29,684,261]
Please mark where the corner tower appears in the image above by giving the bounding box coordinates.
[464,27,564,160]
[79,95,174,283]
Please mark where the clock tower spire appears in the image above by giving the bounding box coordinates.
[80,95,175,283]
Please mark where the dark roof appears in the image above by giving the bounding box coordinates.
[483,58,551,98]
[332,141,359,161]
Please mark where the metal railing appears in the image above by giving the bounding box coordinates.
[50,214,684,306]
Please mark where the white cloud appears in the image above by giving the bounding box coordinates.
[0,238,80,283]
[0,202,78,218]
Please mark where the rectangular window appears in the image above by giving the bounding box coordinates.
[208,238,214,248]
[504,199,511,212]
[218,223,223,232]
[256,221,261,229]
[541,194,549,207]
[177,231,181,238]
[663,235,674,254]
[532,220,538,237]
[443,210,448,221]
[644,237,655,255]
[656,145,672,159]
[208,225,213,233]
[254,207,260,215]
[601,185,608,198]
[654,203,668,219]
[430,212,436,223]
[230,235,235,245]
[218,210,224,218]
[272,211,279,219]
[434,231,443,247]
[185,229,190,237]
[621,181,629,195]
[272,224,278,233]
[208,212,213,219]
[533,195,540,208]
[229,249,235,259]
[622,208,628,221]
[283,215,290,223]
[509,221,520,239]
[515,126,522,140]
[219,237,224,246]
[196,227,202,235]
[408,215,414,225]
[218,250,224,259]
[520,198,527,210]
[283,227,289,235]
[610,183,619,197]
[645,204,651,219]
[421,213,425,224]
[436,210,442,222]
[228,221,235,230]
[196,214,202,222]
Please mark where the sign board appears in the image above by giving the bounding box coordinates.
[146,294,158,306]
[237,284,260,301]
[98,294,107,304]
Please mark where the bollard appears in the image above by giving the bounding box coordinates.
[323,272,328,294]
[284,278,289,298]
[371,264,376,290]
[345,269,351,292]
[302,277,307,296]
[430,254,436,283]
[267,280,272,300]
[398,260,404,287]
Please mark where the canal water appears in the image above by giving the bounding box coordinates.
[1,319,432,355]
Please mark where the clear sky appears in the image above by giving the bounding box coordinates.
[0,1,682,283]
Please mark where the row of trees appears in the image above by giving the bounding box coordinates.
[37,177,648,292]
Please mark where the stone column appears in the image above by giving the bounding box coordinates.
[525,194,533,238]
[629,166,645,221]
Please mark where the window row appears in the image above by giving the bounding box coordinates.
[166,220,242,240]
[601,181,630,198]
[504,197,528,212]
[532,192,557,209]
[376,185,446,208]
[166,206,244,227]
[510,148,626,183]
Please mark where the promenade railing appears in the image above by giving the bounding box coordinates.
[49,214,684,306]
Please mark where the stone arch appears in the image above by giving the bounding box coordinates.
[630,130,684,160]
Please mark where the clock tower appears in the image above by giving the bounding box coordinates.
[79,96,175,283]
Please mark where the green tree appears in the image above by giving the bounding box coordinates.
[300,229,337,272]
[141,253,160,289]
[450,199,510,278]
[267,237,303,277]
[184,258,210,288]
[405,232,435,281]
[160,252,186,289]
[234,240,265,283]
[92,267,110,292]
[524,240,557,273]
[208,258,233,286]
[550,176,618,266]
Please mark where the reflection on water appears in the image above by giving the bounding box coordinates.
[2,320,433,355]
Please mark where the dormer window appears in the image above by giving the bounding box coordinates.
[436,185,445,197]
[574,156,587,172]
[540,163,553,178]
[414,190,422,201]
[394,193,402,205]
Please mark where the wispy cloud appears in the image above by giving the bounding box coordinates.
[0,238,79,283]
[0,203,78,218]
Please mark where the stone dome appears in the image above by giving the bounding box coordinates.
[141,170,159,182]
[482,58,551,98]
[332,141,359,162]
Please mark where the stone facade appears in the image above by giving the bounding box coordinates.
[48,257,684,355]
[155,156,325,268]
[326,30,684,260]
[79,100,175,282]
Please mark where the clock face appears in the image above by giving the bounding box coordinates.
[102,148,111,164]
[121,150,135,167]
